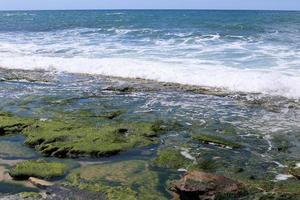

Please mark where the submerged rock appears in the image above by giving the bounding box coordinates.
[45,185,105,200]
[66,160,168,200]
[169,171,245,200]
[192,133,241,149]
[153,148,193,169]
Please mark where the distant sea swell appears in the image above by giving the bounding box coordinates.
[0,10,299,98]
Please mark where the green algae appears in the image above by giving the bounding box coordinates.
[195,158,219,172]
[0,112,35,136]
[65,160,168,200]
[245,180,300,199]
[75,183,137,200]
[99,110,126,119]
[19,192,42,199]
[153,148,193,169]
[23,120,164,158]
[272,135,294,153]
[192,133,241,148]
[9,159,68,180]
[221,171,300,199]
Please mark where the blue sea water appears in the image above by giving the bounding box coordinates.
[0,10,299,98]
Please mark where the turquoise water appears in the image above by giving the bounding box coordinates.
[0,10,299,97]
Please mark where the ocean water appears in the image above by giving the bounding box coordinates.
[0,10,300,98]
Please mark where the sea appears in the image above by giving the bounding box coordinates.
[0,10,299,98]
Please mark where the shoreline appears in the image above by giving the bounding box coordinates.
[1,67,297,101]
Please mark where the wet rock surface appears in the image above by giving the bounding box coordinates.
[289,167,300,180]
[23,120,166,158]
[44,186,105,200]
[0,113,34,136]
[28,177,54,188]
[170,171,245,200]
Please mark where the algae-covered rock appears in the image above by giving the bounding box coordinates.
[153,148,193,169]
[195,159,219,172]
[19,192,42,199]
[192,133,241,149]
[66,160,168,200]
[0,112,34,136]
[43,185,106,200]
[9,160,68,180]
[235,175,300,200]
[23,120,164,158]
[99,110,126,119]
[252,193,299,200]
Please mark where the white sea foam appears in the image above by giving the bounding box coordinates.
[180,148,196,161]
[0,55,300,99]
[275,174,293,181]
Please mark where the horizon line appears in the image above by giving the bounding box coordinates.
[0,8,300,12]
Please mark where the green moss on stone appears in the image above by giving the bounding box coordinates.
[153,148,193,169]
[9,159,68,180]
[66,160,167,200]
[243,178,300,199]
[195,159,219,172]
[192,133,241,148]
[20,192,42,199]
[0,112,35,136]
[23,120,164,158]
[67,181,137,200]
[99,110,126,119]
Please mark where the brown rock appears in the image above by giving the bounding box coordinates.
[289,167,300,180]
[0,166,12,181]
[170,171,244,200]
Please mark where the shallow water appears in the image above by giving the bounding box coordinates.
[0,182,38,194]
[0,69,299,183]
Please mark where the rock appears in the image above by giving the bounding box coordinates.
[289,167,300,180]
[153,148,193,169]
[170,171,244,200]
[66,160,167,200]
[0,165,12,181]
[29,177,54,188]
[45,185,105,200]
[23,120,166,158]
[192,134,241,149]
[19,192,42,199]
[9,160,68,180]
[0,112,34,136]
